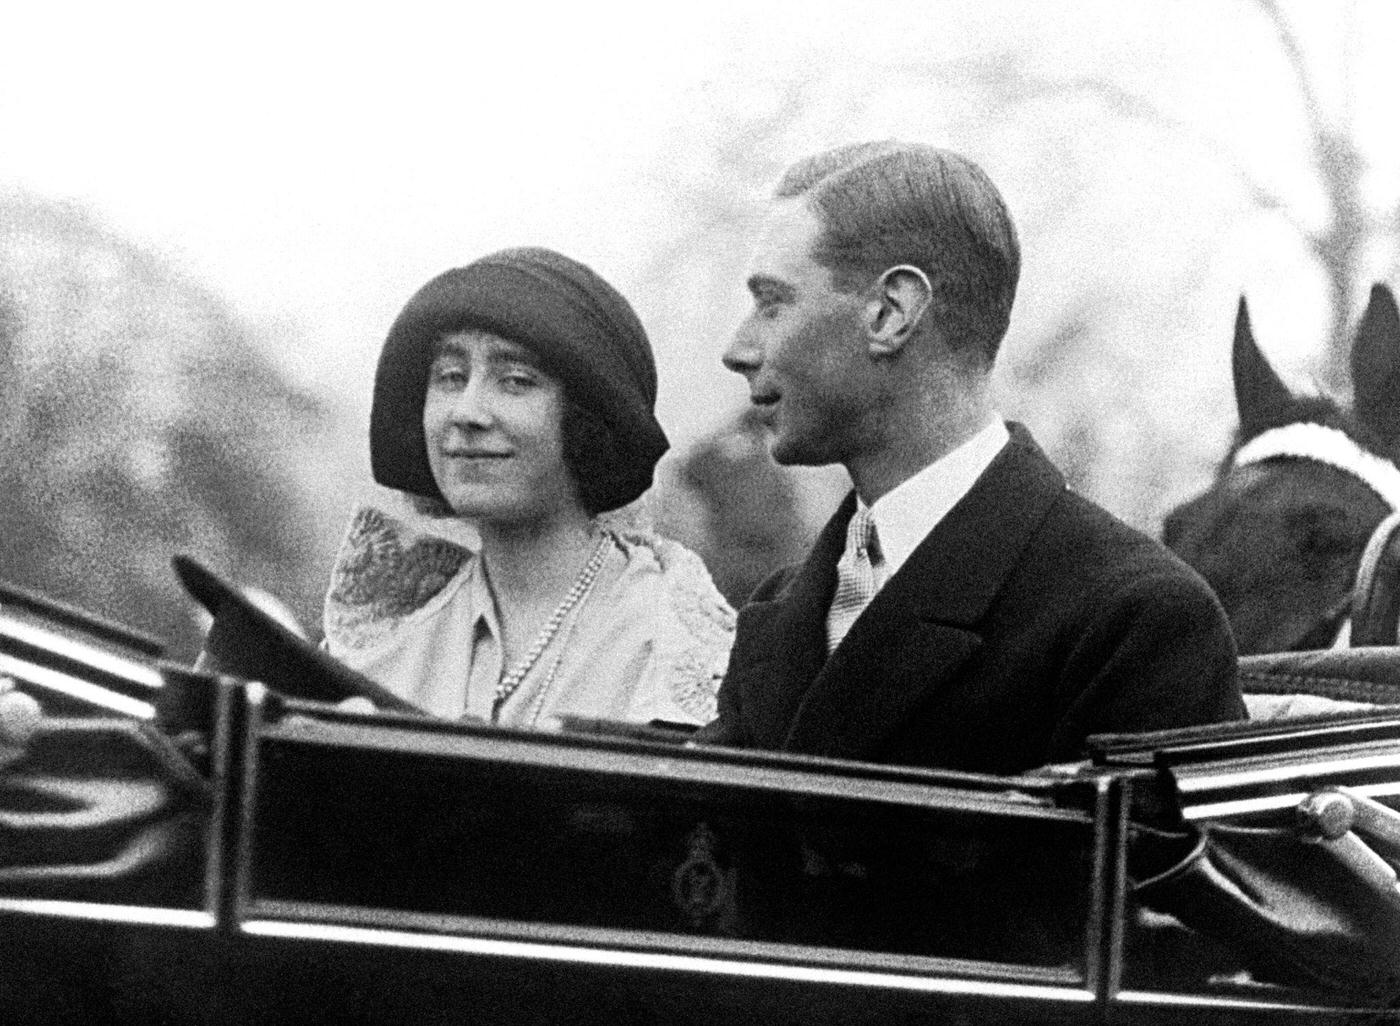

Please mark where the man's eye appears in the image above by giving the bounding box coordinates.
[501,372,538,391]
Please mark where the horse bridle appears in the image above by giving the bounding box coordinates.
[1234,422,1400,650]
[1287,595,1353,651]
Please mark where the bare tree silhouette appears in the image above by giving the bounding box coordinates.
[925,0,1394,391]
[0,193,347,659]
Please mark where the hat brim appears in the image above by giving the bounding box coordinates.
[172,555,422,715]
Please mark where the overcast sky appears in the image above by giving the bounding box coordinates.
[2,2,717,382]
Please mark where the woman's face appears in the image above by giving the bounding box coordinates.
[422,329,581,525]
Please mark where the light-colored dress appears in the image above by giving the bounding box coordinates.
[322,505,734,730]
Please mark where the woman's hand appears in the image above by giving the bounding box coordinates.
[0,676,42,769]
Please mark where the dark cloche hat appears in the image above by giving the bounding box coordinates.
[369,246,669,513]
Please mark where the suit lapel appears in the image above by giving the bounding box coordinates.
[723,493,851,745]
[783,425,1067,761]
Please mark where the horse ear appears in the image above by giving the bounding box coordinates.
[1232,294,1294,438]
[1351,283,1400,452]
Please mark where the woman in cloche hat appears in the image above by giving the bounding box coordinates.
[323,248,733,730]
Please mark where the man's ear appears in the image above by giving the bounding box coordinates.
[863,264,933,357]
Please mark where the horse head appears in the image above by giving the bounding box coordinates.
[1163,284,1400,654]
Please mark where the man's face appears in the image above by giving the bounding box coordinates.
[422,329,579,525]
[722,199,871,467]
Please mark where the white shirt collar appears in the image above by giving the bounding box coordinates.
[865,419,1010,581]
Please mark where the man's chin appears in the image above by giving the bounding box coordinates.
[767,434,827,468]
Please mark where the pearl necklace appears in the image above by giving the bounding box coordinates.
[492,533,611,722]
[522,576,601,728]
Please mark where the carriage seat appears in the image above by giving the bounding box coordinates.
[1241,647,1400,720]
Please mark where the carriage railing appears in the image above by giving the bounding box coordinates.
[0,580,164,718]
[1091,706,1400,821]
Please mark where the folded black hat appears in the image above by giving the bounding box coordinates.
[370,247,669,513]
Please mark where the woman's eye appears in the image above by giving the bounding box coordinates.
[501,371,538,391]
[431,365,468,387]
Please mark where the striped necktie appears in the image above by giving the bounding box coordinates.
[827,506,881,652]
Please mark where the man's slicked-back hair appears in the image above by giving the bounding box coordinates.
[776,140,1020,364]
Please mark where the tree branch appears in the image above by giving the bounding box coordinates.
[1252,0,1333,162]
[645,77,823,271]
[912,57,1308,237]
[1339,0,1362,126]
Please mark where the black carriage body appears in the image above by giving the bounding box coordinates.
[2,590,1399,1024]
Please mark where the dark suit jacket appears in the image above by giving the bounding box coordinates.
[694,425,1245,774]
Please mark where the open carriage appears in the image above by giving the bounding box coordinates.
[2,557,1400,1025]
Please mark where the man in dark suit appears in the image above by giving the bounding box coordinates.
[693,141,1244,774]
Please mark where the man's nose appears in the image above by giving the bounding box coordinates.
[722,321,762,375]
